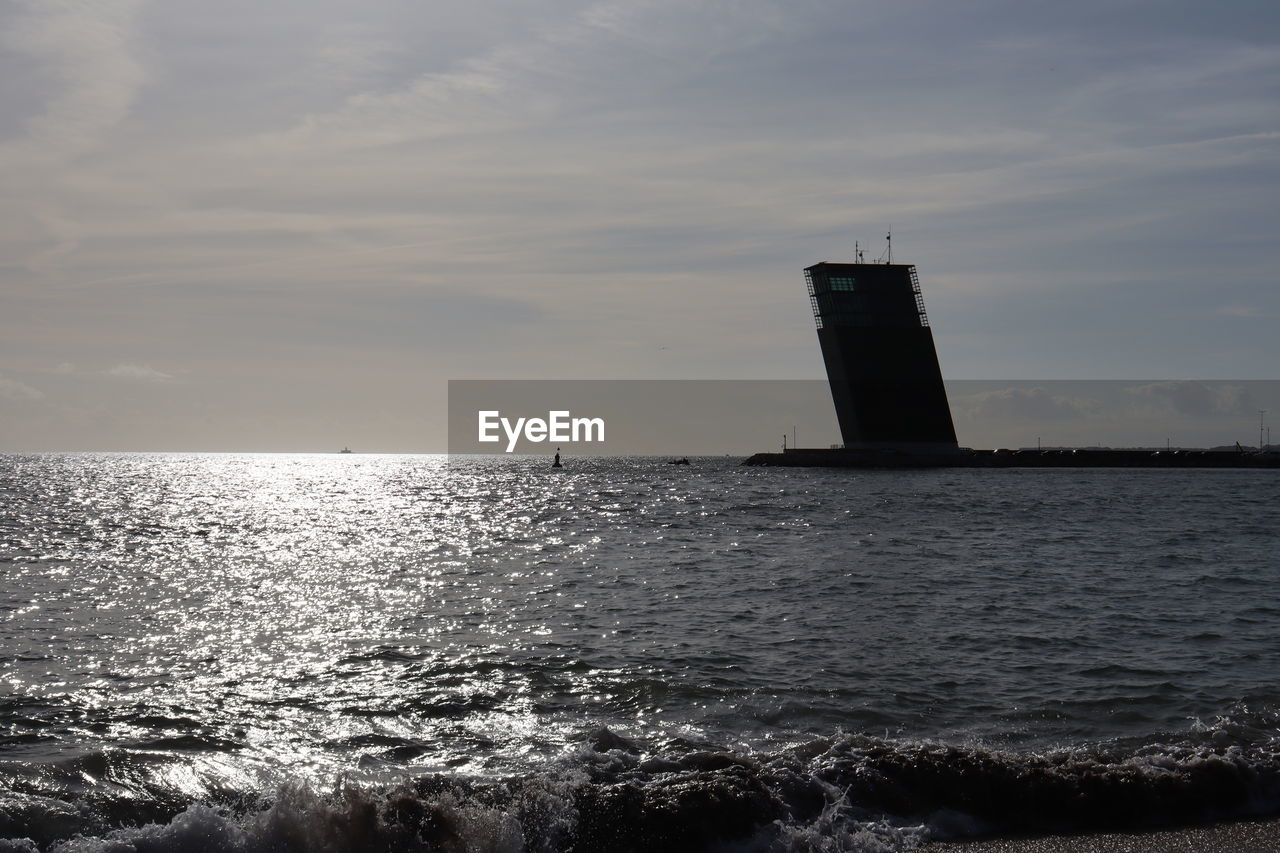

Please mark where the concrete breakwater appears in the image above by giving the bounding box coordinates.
[744,447,1280,468]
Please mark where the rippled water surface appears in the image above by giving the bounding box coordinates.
[2,453,1279,851]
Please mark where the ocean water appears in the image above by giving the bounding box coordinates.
[2,453,1279,852]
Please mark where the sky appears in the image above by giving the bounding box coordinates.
[1,0,1277,451]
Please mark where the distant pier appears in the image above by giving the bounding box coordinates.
[745,447,1280,469]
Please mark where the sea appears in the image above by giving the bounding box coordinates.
[2,453,1278,852]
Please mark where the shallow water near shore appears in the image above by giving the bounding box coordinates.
[2,453,1278,850]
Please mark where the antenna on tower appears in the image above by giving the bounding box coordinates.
[855,240,864,264]
[875,228,894,264]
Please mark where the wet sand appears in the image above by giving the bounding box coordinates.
[925,818,1280,853]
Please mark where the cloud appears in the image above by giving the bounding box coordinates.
[4,0,144,160]
[952,386,1102,422]
[106,363,174,382]
[3,0,145,280]
[1125,381,1253,417]
[0,374,45,401]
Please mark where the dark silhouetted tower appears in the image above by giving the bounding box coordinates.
[805,261,958,450]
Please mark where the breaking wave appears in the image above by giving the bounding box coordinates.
[4,730,1279,852]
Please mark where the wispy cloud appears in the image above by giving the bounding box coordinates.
[106,363,174,382]
[5,0,144,159]
[1125,381,1254,417]
[952,386,1102,422]
[3,0,145,280]
[0,374,44,401]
